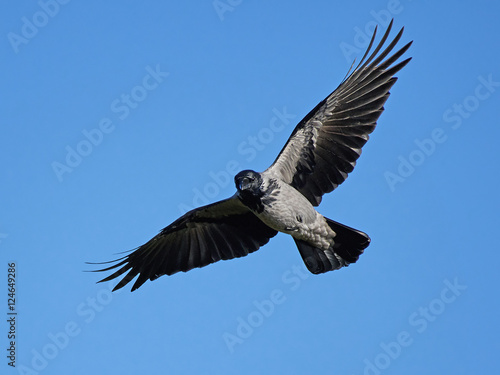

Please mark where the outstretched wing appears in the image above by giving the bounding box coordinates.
[90,196,277,292]
[265,20,412,206]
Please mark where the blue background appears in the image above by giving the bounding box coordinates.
[2,1,499,374]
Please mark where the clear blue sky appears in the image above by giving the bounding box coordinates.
[2,1,499,374]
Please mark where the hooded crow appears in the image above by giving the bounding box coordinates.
[90,20,412,292]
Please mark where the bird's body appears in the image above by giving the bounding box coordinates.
[238,173,334,249]
[90,20,412,292]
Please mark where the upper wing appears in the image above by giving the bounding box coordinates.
[90,196,277,291]
[264,20,412,206]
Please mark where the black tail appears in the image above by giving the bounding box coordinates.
[294,218,370,274]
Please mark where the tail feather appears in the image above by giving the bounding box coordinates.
[294,218,370,274]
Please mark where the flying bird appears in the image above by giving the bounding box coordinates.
[91,20,412,292]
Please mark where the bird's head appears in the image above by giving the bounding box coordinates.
[234,170,263,195]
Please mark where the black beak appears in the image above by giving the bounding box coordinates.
[238,178,250,191]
